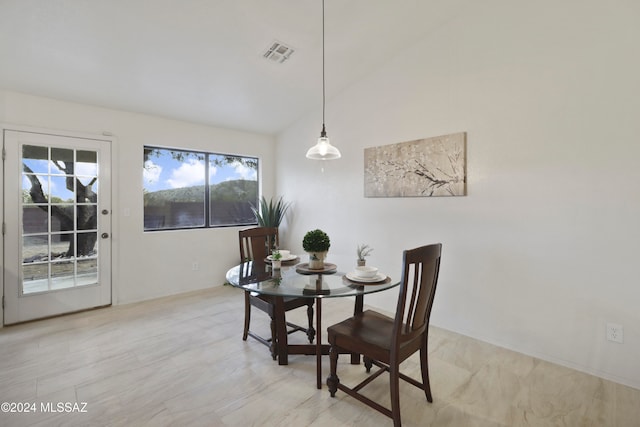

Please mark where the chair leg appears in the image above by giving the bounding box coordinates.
[242,291,250,341]
[327,345,340,397]
[420,343,433,402]
[363,356,373,373]
[390,363,401,427]
[306,302,316,343]
[269,316,277,360]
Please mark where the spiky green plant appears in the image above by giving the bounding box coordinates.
[251,196,291,227]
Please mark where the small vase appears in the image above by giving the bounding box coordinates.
[272,260,282,270]
[357,259,366,267]
[308,251,327,270]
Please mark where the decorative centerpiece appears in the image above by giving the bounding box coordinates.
[356,244,373,266]
[271,249,282,269]
[302,229,331,270]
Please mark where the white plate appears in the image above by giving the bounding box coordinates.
[345,271,387,283]
[267,254,297,262]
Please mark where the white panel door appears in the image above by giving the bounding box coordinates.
[3,130,112,324]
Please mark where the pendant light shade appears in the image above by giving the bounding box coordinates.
[306,125,341,160]
[306,0,341,160]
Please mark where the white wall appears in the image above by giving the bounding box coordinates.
[0,90,275,310]
[276,1,640,388]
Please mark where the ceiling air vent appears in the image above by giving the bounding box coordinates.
[263,41,295,63]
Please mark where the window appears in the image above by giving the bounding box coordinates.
[143,147,258,231]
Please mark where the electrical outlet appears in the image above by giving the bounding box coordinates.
[606,323,624,343]
[192,262,199,271]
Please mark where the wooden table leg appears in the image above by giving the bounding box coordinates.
[350,294,364,364]
[274,296,288,365]
[354,294,364,315]
[316,297,322,389]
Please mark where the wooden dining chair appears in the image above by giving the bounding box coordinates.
[326,243,442,427]
[239,227,315,360]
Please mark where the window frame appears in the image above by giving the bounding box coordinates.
[143,145,259,231]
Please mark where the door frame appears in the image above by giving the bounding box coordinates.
[1,123,117,326]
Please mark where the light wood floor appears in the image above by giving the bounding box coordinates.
[1,285,638,426]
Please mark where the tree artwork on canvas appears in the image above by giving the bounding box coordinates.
[364,132,467,197]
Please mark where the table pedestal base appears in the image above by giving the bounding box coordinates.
[275,296,363,389]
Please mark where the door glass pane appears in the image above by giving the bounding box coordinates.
[77,150,98,175]
[50,205,73,233]
[77,151,97,204]
[23,235,48,263]
[50,176,74,202]
[23,205,48,234]
[52,233,74,260]
[22,174,50,202]
[77,177,98,202]
[21,145,100,295]
[77,232,97,256]
[51,261,74,289]
[22,264,48,294]
[50,148,73,175]
[77,259,98,286]
[22,234,49,294]
[22,145,49,173]
[77,206,97,231]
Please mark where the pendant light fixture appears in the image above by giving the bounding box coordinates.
[306,0,341,160]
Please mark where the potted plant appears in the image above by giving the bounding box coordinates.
[302,229,331,270]
[271,249,283,270]
[252,196,291,252]
[251,196,291,228]
[356,244,373,266]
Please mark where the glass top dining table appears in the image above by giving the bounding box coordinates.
[225,260,399,299]
[225,260,400,388]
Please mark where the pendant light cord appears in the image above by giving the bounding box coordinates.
[321,0,326,136]
[307,0,340,159]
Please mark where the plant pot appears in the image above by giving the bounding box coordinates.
[272,260,282,269]
[357,259,366,267]
[308,251,328,270]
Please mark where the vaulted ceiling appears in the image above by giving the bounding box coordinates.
[0,0,464,134]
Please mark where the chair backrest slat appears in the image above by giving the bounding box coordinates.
[239,227,279,263]
[394,244,442,345]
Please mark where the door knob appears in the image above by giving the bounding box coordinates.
[101,233,109,239]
